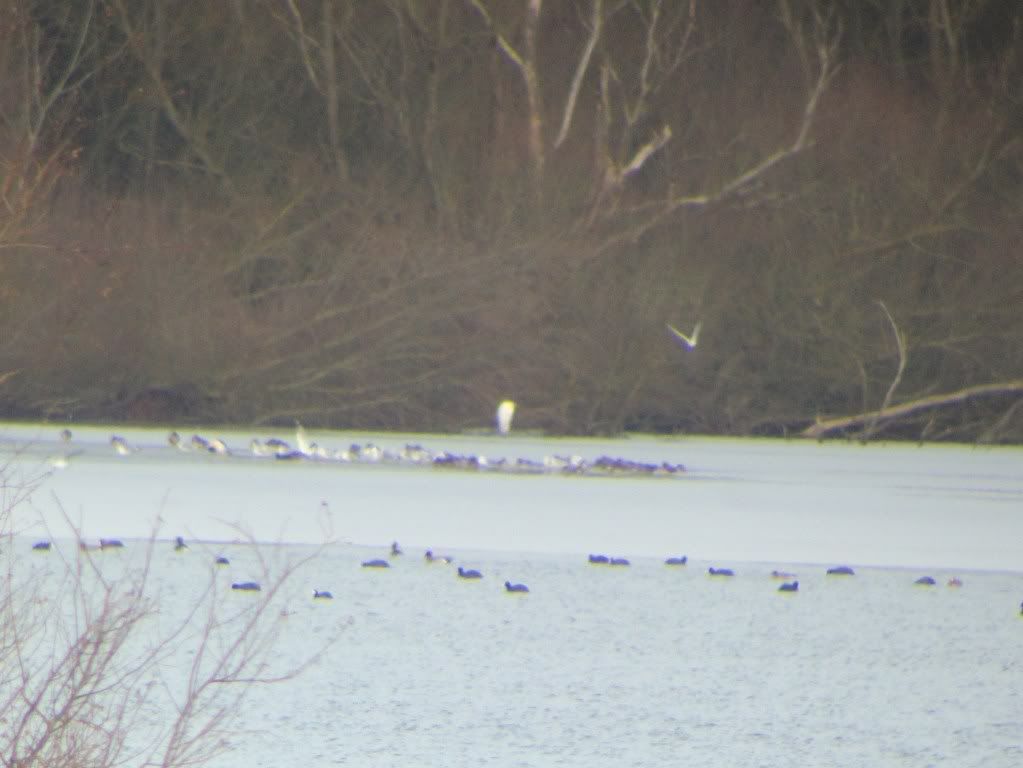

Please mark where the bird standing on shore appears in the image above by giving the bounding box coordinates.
[496,400,516,435]
[666,321,702,350]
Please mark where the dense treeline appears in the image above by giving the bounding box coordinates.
[1,0,1022,440]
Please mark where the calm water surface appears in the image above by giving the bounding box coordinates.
[3,423,1022,765]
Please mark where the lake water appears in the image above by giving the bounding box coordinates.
[2,423,1022,766]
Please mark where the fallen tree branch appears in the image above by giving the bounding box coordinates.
[802,379,1023,439]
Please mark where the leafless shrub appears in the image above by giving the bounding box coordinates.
[0,472,325,768]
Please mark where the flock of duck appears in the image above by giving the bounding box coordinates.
[30,536,1006,608]
[41,425,1020,613]
[94,424,687,479]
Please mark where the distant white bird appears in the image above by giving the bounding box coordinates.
[496,399,516,435]
[666,321,702,350]
[295,421,311,456]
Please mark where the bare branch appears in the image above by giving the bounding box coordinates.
[554,0,603,148]
[863,300,908,439]
[468,0,545,197]
[283,0,322,91]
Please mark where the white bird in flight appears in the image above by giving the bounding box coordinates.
[666,321,702,350]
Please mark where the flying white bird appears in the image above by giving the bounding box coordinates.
[666,321,702,350]
[496,400,516,435]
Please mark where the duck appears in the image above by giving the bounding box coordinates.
[207,438,229,455]
[457,566,483,579]
[264,437,291,454]
[708,567,735,577]
[609,557,631,566]
[588,554,610,565]
[231,581,261,591]
[504,581,529,593]
[360,443,384,463]
[914,576,936,586]
[424,550,453,564]
[664,556,688,566]
[174,536,188,552]
[313,589,334,600]
[110,435,132,456]
[778,580,799,592]
[215,555,230,566]
[99,538,125,549]
[168,431,188,451]
[826,566,855,576]
[32,540,51,551]
[390,541,403,557]
[361,559,390,568]
[771,570,796,579]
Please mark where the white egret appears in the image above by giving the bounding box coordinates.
[666,321,702,350]
[496,399,516,435]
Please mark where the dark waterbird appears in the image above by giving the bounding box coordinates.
[915,576,936,586]
[362,559,390,568]
[425,550,453,564]
[778,581,799,592]
[609,557,630,566]
[174,536,188,551]
[391,541,403,557]
[665,556,688,566]
[32,541,51,551]
[99,538,125,549]
[457,566,483,579]
[588,554,610,564]
[504,581,529,593]
[827,566,855,576]
[313,589,334,600]
[231,581,261,591]
[708,567,735,577]
[215,555,230,566]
